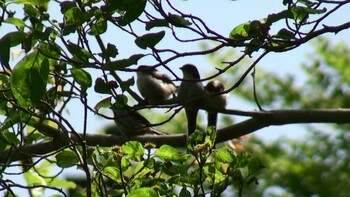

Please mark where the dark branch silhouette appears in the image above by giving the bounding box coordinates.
[2,108,350,163]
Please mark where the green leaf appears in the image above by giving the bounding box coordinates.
[103,166,121,183]
[127,187,158,197]
[94,97,112,111]
[10,52,49,107]
[290,6,326,21]
[1,130,20,146]
[122,141,144,161]
[155,145,189,162]
[229,20,264,40]
[274,28,295,40]
[39,42,61,59]
[4,17,26,29]
[104,54,144,70]
[179,186,191,197]
[71,68,92,88]
[11,0,49,7]
[135,31,165,49]
[49,178,76,189]
[213,147,235,163]
[266,10,294,26]
[89,16,107,35]
[56,150,79,168]
[66,42,93,62]
[146,19,169,30]
[119,0,147,26]
[168,14,192,27]
[64,7,83,25]
[205,126,217,148]
[0,31,27,69]
[23,170,46,196]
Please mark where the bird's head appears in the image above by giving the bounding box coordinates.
[180,64,200,79]
[137,65,156,74]
[205,80,225,93]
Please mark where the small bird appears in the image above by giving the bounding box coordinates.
[112,104,164,137]
[178,64,205,136]
[203,80,228,128]
[136,65,177,104]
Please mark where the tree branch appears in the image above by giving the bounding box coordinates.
[1,109,350,163]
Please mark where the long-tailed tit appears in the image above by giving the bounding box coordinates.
[178,64,205,136]
[136,65,177,104]
[203,80,228,128]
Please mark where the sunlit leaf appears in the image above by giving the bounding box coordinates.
[10,52,49,107]
[4,17,26,29]
[127,187,158,197]
[122,141,144,161]
[56,150,79,168]
[103,166,121,183]
[213,147,235,163]
[155,144,189,162]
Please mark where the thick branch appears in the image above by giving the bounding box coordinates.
[1,109,350,163]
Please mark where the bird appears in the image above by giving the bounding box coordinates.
[111,103,164,137]
[136,65,177,104]
[203,80,228,128]
[177,64,205,136]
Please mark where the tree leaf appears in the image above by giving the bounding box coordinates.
[127,187,158,197]
[135,31,165,49]
[94,78,112,94]
[122,141,144,161]
[55,150,79,168]
[1,130,21,147]
[0,31,27,70]
[274,28,295,40]
[213,147,235,163]
[4,17,26,29]
[168,14,192,27]
[10,52,49,107]
[66,42,93,62]
[155,144,189,162]
[119,0,147,26]
[89,16,107,35]
[99,43,118,59]
[103,166,122,183]
[94,97,112,111]
[11,0,49,6]
[146,19,169,30]
[71,68,92,88]
[104,54,144,70]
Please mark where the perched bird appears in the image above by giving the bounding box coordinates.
[136,65,177,104]
[112,104,164,137]
[203,80,228,128]
[178,64,205,136]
